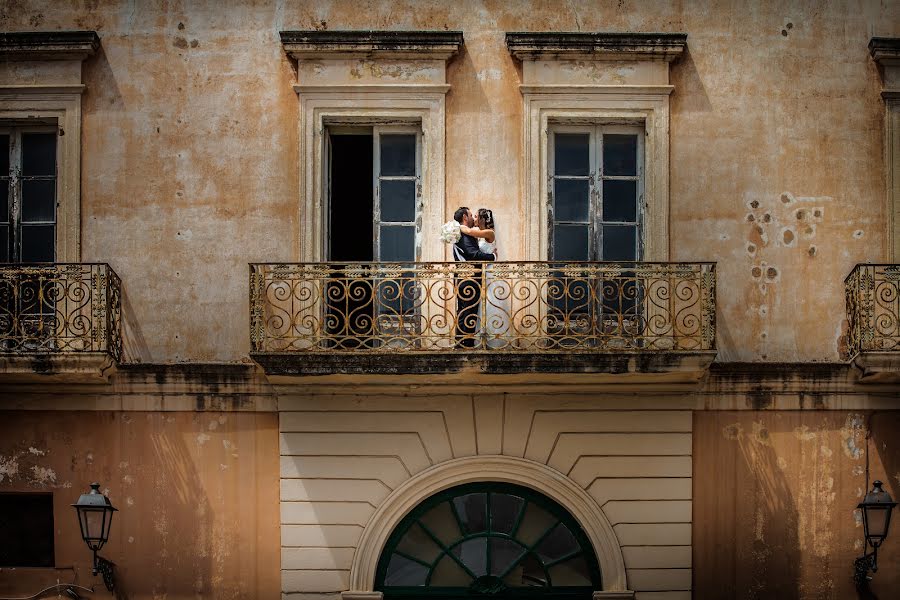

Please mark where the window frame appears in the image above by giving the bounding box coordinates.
[374,481,602,599]
[372,125,423,262]
[0,123,59,263]
[548,123,645,262]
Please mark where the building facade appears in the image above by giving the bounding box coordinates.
[1,1,899,599]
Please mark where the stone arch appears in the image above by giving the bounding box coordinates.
[347,455,628,594]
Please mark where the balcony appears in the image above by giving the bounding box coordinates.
[845,263,900,382]
[250,261,716,384]
[0,263,121,382]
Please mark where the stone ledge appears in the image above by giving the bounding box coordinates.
[851,352,900,383]
[0,31,100,60]
[0,352,115,383]
[280,30,463,60]
[869,37,900,64]
[252,350,715,387]
[506,32,687,61]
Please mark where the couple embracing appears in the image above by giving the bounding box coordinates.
[451,206,508,349]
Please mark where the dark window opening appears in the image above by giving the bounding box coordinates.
[0,493,55,567]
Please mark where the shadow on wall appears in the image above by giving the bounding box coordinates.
[693,411,897,599]
[865,412,900,600]
[0,411,280,599]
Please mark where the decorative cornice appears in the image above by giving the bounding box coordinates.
[506,31,686,62]
[280,30,463,60]
[0,31,100,60]
[869,37,900,65]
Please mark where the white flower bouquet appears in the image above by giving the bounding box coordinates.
[440,220,461,244]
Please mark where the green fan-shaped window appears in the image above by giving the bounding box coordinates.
[375,483,601,599]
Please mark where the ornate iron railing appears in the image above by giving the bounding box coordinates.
[845,264,900,356]
[250,262,716,353]
[0,263,122,360]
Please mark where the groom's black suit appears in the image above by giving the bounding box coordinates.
[453,232,495,348]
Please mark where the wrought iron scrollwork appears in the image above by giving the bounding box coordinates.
[846,264,900,357]
[0,263,122,360]
[249,261,716,353]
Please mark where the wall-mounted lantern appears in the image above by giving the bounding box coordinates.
[71,482,118,591]
[854,480,897,586]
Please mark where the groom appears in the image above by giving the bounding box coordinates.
[452,206,495,348]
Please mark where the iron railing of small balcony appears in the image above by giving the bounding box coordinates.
[845,263,900,357]
[0,263,122,361]
[250,261,716,353]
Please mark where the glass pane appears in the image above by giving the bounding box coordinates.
[84,509,104,541]
[0,226,7,262]
[516,503,557,546]
[21,225,55,262]
[0,134,8,174]
[380,180,416,222]
[490,493,524,535]
[380,134,416,176]
[554,179,589,222]
[490,537,525,576]
[22,133,56,177]
[453,493,487,534]
[552,225,589,261]
[430,555,473,586]
[22,180,56,222]
[419,501,462,545]
[503,552,547,587]
[397,523,443,564]
[867,507,889,538]
[554,133,589,176]
[452,537,487,576]
[384,553,428,586]
[603,134,638,176]
[602,225,637,261]
[535,523,579,562]
[547,554,591,586]
[379,226,414,261]
[1,182,8,222]
[602,180,637,222]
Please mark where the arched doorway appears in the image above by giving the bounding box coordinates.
[375,482,601,599]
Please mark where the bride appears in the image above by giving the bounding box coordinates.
[459,208,512,349]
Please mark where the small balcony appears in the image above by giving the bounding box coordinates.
[845,263,900,382]
[250,261,716,383]
[0,263,121,381]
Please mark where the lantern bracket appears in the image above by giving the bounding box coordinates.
[853,548,878,586]
[94,553,116,592]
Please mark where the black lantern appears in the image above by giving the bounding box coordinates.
[854,480,897,585]
[71,482,117,591]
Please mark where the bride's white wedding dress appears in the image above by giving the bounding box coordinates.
[478,236,512,349]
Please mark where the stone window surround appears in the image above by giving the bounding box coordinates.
[280,31,463,262]
[870,37,900,261]
[507,32,687,262]
[0,31,99,262]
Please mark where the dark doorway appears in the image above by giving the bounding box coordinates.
[329,132,373,261]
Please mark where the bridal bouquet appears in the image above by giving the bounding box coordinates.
[440,220,461,244]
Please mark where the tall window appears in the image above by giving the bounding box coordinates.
[549,125,643,262]
[325,126,422,345]
[0,493,55,567]
[1,126,58,263]
[376,483,601,599]
[327,125,421,262]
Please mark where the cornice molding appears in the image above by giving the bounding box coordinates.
[506,31,686,62]
[869,36,900,65]
[280,30,463,60]
[0,31,99,60]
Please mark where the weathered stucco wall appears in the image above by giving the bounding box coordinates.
[0,410,281,599]
[694,410,900,599]
[1,1,898,361]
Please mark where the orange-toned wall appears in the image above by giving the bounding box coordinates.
[0,411,280,599]
[694,411,900,599]
[1,0,897,362]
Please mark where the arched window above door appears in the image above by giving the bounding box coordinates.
[375,482,601,599]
